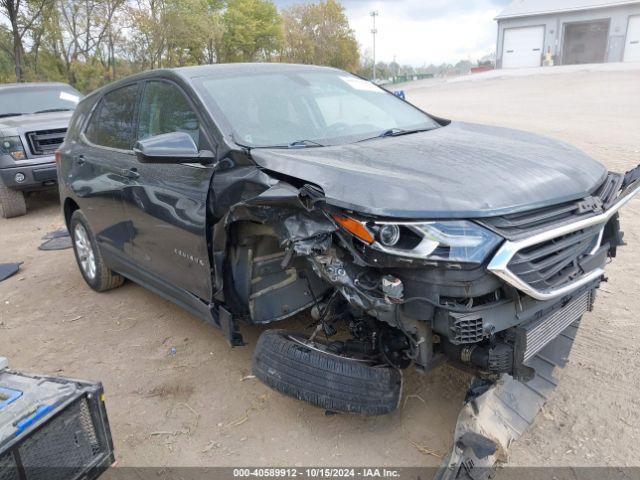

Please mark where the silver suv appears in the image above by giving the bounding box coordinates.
[0,82,82,218]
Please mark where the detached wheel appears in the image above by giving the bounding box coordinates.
[0,183,27,218]
[252,330,402,415]
[70,210,124,292]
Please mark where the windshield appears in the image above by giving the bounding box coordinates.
[194,70,440,147]
[0,85,82,117]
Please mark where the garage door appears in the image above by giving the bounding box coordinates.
[624,16,640,62]
[502,26,544,69]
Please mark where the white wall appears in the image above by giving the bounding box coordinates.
[496,4,640,67]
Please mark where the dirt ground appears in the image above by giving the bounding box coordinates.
[1,67,639,468]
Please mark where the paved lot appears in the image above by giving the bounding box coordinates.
[1,67,639,468]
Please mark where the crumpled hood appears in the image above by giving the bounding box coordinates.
[250,121,607,219]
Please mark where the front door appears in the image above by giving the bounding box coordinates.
[122,80,216,301]
[69,83,140,260]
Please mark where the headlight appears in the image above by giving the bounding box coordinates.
[335,216,502,264]
[0,136,26,160]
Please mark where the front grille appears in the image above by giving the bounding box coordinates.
[507,225,602,291]
[516,290,593,363]
[25,128,67,156]
[480,172,623,240]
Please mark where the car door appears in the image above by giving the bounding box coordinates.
[122,79,216,301]
[68,83,140,261]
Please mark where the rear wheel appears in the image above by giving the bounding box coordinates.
[0,183,26,218]
[253,329,402,415]
[70,210,124,292]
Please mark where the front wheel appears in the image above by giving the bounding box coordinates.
[0,183,26,218]
[252,329,403,415]
[70,210,124,292]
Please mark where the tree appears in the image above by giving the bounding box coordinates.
[281,0,358,71]
[0,0,52,81]
[221,0,282,62]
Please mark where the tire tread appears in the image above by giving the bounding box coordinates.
[0,183,27,218]
[253,330,402,415]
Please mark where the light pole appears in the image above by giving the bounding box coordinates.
[370,11,378,82]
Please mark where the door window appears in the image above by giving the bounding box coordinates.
[85,84,138,150]
[137,81,203,148]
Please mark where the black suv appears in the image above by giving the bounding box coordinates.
[58,64,639,415]
[0,82,81,217]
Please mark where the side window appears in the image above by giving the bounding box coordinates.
[137,81,203,148]
[85,84,138,150]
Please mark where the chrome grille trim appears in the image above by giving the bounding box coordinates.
[488,180,640,300]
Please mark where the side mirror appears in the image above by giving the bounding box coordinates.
[133,132,214,165]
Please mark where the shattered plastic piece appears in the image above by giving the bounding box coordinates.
[0,263,22,282]
[435,321,579,480]
[39,229,72,250]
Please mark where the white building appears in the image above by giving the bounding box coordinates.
[496,0,640,68]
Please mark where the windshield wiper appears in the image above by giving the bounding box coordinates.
[380,127,435,138]
[0,113,26,118]
[357,127,436,143]
[288,139,325,148]
[34,108,73,114]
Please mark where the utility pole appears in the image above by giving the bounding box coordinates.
[370,11,378,82]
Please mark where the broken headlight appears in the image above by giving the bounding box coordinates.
[335,216,502,264]
[0,136,26,160]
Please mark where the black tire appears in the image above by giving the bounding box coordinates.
[70,210,124,292]
[252,330,402,415]
[0,183,26,218]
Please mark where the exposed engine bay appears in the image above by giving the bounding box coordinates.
[215,163,640,383]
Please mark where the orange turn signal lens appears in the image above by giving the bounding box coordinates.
[333,215,374,244]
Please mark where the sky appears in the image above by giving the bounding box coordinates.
[274,0,514,66]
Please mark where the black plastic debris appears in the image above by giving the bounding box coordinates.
[436,320,580,480]
[0,263,22,282]
[39,228,72,250]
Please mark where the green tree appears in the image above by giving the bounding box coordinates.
[0,0,53,81]
[281,0,358,71]
[221,0,282,62]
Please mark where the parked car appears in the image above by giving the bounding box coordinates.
[58,64,639,415]
[0,82,81,218]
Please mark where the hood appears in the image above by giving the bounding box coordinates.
[0,111,73,136]
[250,121,607,219]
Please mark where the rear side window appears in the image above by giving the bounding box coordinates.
[137,81,203,148]
[85,84,138,150]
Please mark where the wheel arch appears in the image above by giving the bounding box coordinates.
[63,197,80,230]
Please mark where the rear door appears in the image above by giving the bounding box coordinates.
[122,79,216,301]
[624,16,640,62]
[68,83,140,260]
[502,26,544,69]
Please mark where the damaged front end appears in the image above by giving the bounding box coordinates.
[210,158,639,473]
[217,162,640,384]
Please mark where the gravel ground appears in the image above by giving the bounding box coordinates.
[1,67,639,469]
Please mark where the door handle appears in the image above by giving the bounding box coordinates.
[121,167,139,179]
[74,154,85,166]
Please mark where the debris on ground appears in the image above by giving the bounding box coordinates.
[436,321,579,479]
[0,262,22,282]
[39,228,72,250]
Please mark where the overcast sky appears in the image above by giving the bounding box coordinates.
[274,0,513,66]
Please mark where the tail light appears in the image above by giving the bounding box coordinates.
[54,150,61,164]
